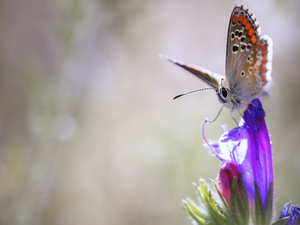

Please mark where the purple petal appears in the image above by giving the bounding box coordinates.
[280,201,300,225]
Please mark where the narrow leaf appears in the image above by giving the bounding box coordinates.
[212,180,229,211]
[183,200,207,225]
[239,173,249,222]
[271,216,290,225]
[184,197,206,219]
[193,182,204,204]
[230,176,246,224]
[266,181,274,225]
[207,191,234,225]
[254,180,265,225]
[200,180,210,209]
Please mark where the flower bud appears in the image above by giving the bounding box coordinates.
[217,162,240,206]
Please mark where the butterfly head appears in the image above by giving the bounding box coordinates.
[216,78,236,108]
[217,87,229,104]
[217,78,227,102]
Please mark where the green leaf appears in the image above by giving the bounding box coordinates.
[184,197,206,219]
[266,182,274,225]
[183,199,207,225]
[254,180,265,225]
[230,176,247,224]
[212,180,229,211]
[212,197,228,219]
[200,180,210,209]
[212,181,235,223]
[271,216,290,225]
[239,173,250,222]
[194,182,204,204]
[207,191,235,225]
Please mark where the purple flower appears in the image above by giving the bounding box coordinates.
[203,98,274,213]
[280,201,300,225]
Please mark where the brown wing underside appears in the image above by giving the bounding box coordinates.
[160,54,222,90]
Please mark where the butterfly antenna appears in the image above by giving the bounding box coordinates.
[173,87,214,100]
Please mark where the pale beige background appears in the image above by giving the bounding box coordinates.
[0,0,299,224]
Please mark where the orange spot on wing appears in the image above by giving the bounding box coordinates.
[248,28,254,36]
[258,43,262,49]
[262,58,267,64]
[262,46,266,50]
[232,15,238,24]
[245,22,251,30]
[263,50,267,56]
[238,15,244,22]
[251,35,257,43]
[261,65,266,72]
[261,75,266,83]
[253,44,257,50]
[242,18,248,25]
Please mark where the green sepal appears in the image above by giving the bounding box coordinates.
[266,181,274,225]
[184,197,206,219]
[207,190,235,225]
[229,176,247,224]
[211,194,228,221]
[182,199,207,224]
[212,180,229,211]
[254,180,265,225]
[200,180,210,209]
[239,173,250,222]
[271,216,290,225]
[194,181,205,204]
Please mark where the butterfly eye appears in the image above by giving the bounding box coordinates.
[221,88,228,98]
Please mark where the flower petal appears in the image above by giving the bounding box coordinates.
[280,201,300,225]
[217,162,240,206]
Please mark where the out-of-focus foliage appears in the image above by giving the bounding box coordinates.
[0,0,299,224]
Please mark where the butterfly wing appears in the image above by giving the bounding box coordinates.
[233,35,273,101]
[225,5,272,103]
[226,6,261,92]
[160,54,222,90]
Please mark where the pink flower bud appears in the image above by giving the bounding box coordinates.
[217,162,240,206]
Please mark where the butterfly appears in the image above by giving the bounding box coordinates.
[160,5,273,124]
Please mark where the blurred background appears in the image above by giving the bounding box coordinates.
[0,0,299,224]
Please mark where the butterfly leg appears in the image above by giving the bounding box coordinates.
[235,104,248,122]
[205,104,225,123]
[241,100,262,119]
[229,107,239,127]
[249,101,262,109]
